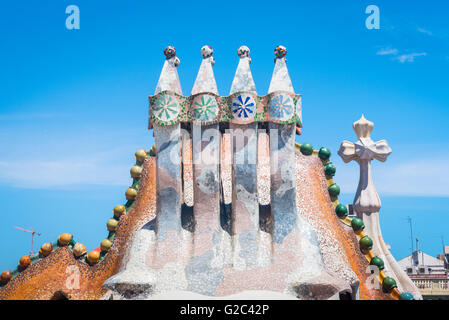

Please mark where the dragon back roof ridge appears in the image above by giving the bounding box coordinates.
[0,45,419,301]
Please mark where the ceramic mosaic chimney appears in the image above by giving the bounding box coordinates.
[0,46,418,301]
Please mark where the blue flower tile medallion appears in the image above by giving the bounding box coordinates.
[232,94,256,119]
[269,94,293,121]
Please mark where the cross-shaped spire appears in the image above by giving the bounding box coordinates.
[338,115,392,214]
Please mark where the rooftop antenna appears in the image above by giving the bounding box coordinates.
[14,226,41,256]
[442,236,448,267]
[406,216,414,265]
[406,216,414,252]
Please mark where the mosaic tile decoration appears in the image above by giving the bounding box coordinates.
[149,90,303,126]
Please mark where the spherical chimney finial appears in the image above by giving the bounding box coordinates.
[163,46,176,59]
[237,46,250,58]
[201,45,213,58]
[274,45,287,59]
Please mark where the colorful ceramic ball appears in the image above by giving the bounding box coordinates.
[163,46,176,59]
[130,165,143,179]
[201,45,213,58]
[237,46,250,57]
[370,256,385,270]
[328,183,340,197]
[107,218,119,232]
[0,270,11,284]
[324,162,336,176]
[335,204,348,218]
[351,218,365,232]
[101,239,113,252]
[58,233,72,246]
[359,236,373,251]
[40,242,53,257]
[300,143,314,155]
[382,277,397,292]
[73,243,87,257]
[113,204,126,218]
[318,147,331,161]
[274,45,287,58]
[399,292,414,300]
[19,255,31,269]
[135,149,147,162]
[86,251,100,265]
[125,188,138,201]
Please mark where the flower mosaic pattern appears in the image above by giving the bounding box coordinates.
[269,94,294,121]
[192,94,218,122]
[232,94,256,119]
[149,90,301,126]
[152,94,179,122]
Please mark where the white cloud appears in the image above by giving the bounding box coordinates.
[376,48,398,56]
[394,52,427,63]
[376,47,427,63]
[417,27,433,36]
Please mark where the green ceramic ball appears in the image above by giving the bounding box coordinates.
[324,163,336,176]
[318,147,331,161]
[359,236,373,251]
[328,184,340,197]
[335,204,348,218]
[370,256,385,270]
[351,218,365,232]
[300,143,314,156]
[382,277,397,292]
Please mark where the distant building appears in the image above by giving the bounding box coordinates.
[398,246,449,300]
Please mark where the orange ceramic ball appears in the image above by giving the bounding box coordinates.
[130,165,143,179]
[125,188,138,201]
[113,204,126,218]
[135,149,147,162]
[87,251,100,264]
[58,233,72,246]
[0,270,12,284]
[73,243,87,257]
[100,239,112,252]
[19,255,31,269]
[107,219,119,232]
[40,242,53,257]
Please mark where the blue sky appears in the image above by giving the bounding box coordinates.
[0,1,448,271]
